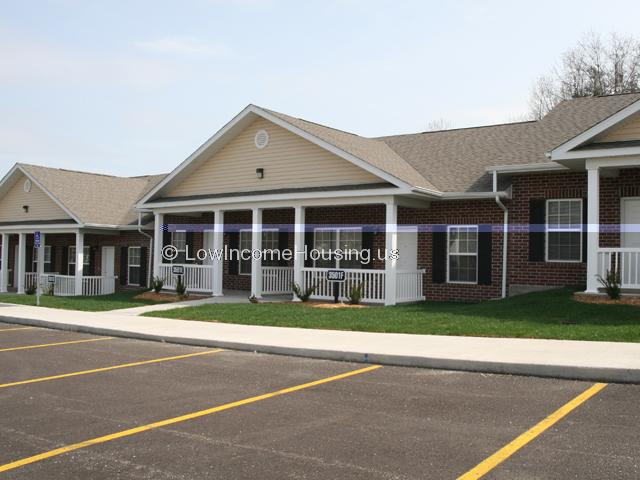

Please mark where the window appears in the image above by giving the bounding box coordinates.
[33,245,52,272]
[546,199,582,262]
[68,246,90,276]
[447,226,478,283]
[261,229,279,267]
[239,230,252,275]
[313,228,362,269]
[128,247,141,286]
[172,231,187,264]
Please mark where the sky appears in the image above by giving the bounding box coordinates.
[1,0,640,177]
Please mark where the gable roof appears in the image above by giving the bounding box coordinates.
[378,93,640,192]
[14,164,165,226]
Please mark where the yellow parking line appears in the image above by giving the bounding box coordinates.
[0,326,35,333]
[0,337,113,353]
[456,382,607,480]
[0,364,382,473]
[0,349,223,388]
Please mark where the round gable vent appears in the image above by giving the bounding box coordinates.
[254,129,269,149]
[23,179,32,193]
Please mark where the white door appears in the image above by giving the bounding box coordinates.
[622,198,640,248]
[101,246,115,277]
[397,227,418,271]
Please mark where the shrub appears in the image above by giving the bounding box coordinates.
[25,284,37,295]
[175,276,187,297]
[248,295,260,304]
[152,276,165,294]
[347,282,364,305]
[597,269,621,300]
[291,282,316,302]
[46,284,55,296]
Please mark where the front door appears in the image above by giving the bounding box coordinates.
[622,198,640,248]
[101,246,115,277]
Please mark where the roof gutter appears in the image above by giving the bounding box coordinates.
[493,170,508,299]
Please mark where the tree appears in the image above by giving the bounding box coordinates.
[529,32,640,119]
[424,118,454,131]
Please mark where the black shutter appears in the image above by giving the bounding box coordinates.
[432,226,446,283]
[140,247,148,287]
[61,247,68,275]
[478,226,493,285]
[89,247,96,276]
[47,246,56,273]
[278,230,288,266]
[26,247,33,273]
[120,247,127,285]
[162,230,171,248]
[529,199,546,262]
[304,230,314,267]
[582,197,588,263]
[228,232,239,275]
[361,230,374,269]
[186,231,195,264]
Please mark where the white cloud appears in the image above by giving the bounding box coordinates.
[134,36,231,58]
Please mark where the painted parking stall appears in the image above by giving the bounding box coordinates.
[0,324,637,479]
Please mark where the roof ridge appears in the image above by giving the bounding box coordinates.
[260,106,364,138]
[376,119,537,139]
[19,162,164,180]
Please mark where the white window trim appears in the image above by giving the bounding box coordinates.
[33,245,52,271]
[545,198,583,263]
[313,227,362,269]
[127,246,142,286]
[68,246,90,275]
[446,225,479,284]
[238,229,252,276]
[171,231,187,265]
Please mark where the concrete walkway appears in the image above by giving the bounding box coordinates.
[1,303,639,383]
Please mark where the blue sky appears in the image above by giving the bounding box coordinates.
[1,0,639,177]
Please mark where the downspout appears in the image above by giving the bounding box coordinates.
[493,171,508,298]
[138,211,154,290]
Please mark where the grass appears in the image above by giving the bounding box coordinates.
[0,290,171,312]
[144,288,640,343]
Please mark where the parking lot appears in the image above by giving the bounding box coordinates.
[0,323,638,479]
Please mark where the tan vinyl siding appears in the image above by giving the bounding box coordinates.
[0,172,71,222]
[594,112,640,143]
[167,117,383,197]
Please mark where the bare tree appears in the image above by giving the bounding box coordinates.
[424,118,454,131]
[529,32,640,119]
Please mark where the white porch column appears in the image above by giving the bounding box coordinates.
[37,233,46,295]
[251,207,263,299]
[384,200,398,306]
[212,209,224,296]
[75,231,84,296]
[293,206,306,300]
[585,166,600,293]
[0,234,9,293]
[17,233,26,294]
[153,212,164,280]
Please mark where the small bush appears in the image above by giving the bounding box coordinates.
[152,276,165,294]
[46,284,55,296]
[248,295,260,304]
[347,282,364,305]
[291,282,316,302]
[597,269,621,300]
[25,284,37,295]
[175,276,187,297]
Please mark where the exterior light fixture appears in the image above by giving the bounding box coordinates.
[256,168,264,179]
[23,205,29,213]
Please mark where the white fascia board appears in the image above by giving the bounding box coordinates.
[486,162,568,174]
[550,98,640,160]
[439,191,510,200]
[0,224,82,233]
[139,105,419,206]
[553,145,640,161]
[15,165,83,224]
[138,186,412,210]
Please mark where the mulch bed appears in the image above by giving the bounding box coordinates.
[279,300,368,309]
[134,292,208,303]
[574,293,640,307]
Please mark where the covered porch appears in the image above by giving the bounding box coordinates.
[0,228,123,297]
[152,197,426,305]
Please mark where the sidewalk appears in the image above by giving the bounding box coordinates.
[1,303,639,383]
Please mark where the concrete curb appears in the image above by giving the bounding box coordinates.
[1,315,637,384]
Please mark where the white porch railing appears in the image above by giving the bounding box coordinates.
[396,270,426,303]
[597,248,640,289]
[262,266,294,295]
[159,264,214,293]
[23,273,116,296]
[302,268,387,303]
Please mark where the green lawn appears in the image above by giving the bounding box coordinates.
[0,290,170,312]
[144,288,640,342]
